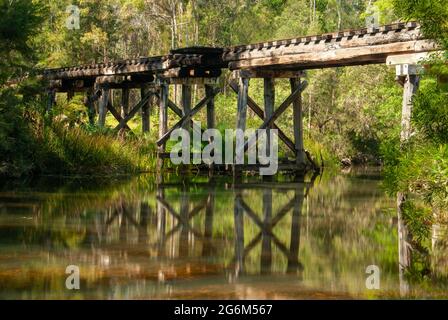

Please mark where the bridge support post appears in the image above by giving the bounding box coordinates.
[396,64,420,143]
[290,77,306,167]
[98,84,110,127]
[234,77,249,177]
[141,85,151,133]
[121,88,130,119]
[67,90,74,102]
[205,84,216,174]
[84,88,96,125]
[395,64,420,296]
[205,85,216,131]
[46,89,56,114]
[181,84,192,131]
[158,82,169,170]
[231,70,308,175]
[264,78,275,160]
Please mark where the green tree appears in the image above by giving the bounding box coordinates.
[0,0,44,83]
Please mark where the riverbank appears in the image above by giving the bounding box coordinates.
[0,98,156,178]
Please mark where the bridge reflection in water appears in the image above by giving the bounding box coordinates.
[95,176,312,280]
[1,171,447,299]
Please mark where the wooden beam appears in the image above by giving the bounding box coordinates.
[67,90,74,102]
[46,89,56,113]
[157,83,169,170]
[44,57,168,80]
[114,91,154,131]
[98,85,110,127]
[386,51,442,66]
[107,101,132,131]
[205,85,215,130]
[141,85,151,133]
[158,83,169,149]
[260,80,307,130]
[84,88,95,125]
[264,78,275,157]
[167,99,183,116]
[161,77,219,85]
[96,75,155,84]
[165,98,203,139]
[121,88,130,118]
[243,81,308,152]
[234,77,249,170]
[236,69,306,79]
[181,84,192,131]
[229,40,438,70]
[228,81,296,153]
[160,67,221,79]
[156,88,221,146]
[400,73,419,143]
[290,78,305,165]
[224,26,426,62]
[236,78,249,132]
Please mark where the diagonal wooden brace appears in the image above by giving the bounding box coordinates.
[156,88,221,146]
[229,81,296,154]
[239,199,295,260]
[153,94,204,139]
[107,101,132,131]
[156,196,204,238]
[241,80,308,153]
[114,91,154,131]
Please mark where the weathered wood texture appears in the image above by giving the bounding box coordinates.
[43,22,437,87]
[290,78,305,165]
[181,85,192,131]
[228,81,296,153]
[400,74,419,143]
[225,22,438,70]
[156,88,221,146]
[121,88,130,118]
[115,91,154,131]
[141,86,151,133]
[158,83,169,150]
[236,78,249,132]
[98,86,110,127]
[264,78,275,156]
[205,85,215,130]
[228,40,437,70]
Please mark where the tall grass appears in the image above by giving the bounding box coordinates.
[0,93,156,178]
[36,122,156,175]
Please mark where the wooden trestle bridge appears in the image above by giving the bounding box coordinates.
[43,21,439,174]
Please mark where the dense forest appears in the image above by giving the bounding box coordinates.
[0,1,447,250]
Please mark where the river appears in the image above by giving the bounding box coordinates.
[0,168,446,299]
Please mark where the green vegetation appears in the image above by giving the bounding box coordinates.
[0,0,447,186]
[378,0,448,281]
[384,1,448,219]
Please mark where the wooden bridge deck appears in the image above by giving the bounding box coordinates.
[43,21,437,84]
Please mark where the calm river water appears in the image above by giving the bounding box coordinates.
[0,168,447,299]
